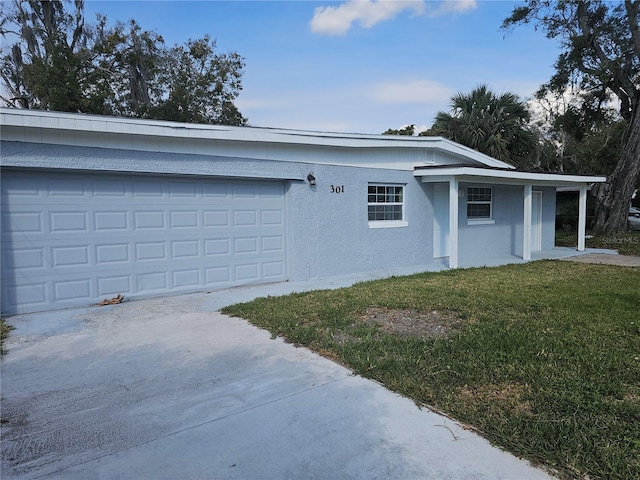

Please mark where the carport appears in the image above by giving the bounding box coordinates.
[414,165,604,268]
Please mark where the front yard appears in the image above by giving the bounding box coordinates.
[223,260,640,480]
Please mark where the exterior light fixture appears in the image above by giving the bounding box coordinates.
[307,172,316,186]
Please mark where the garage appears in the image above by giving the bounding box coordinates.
[1,169,288,315]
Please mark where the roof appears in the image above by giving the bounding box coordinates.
[0,108,513,170]
[0,109,607,187]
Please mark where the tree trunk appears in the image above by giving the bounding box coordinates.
[592,105,640,234]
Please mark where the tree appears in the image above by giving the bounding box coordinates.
[0,0,109,113]
[94,19,166,118]
[528,88,626,174]
[0,0,247,126]
[382,124,415,136]
[503,0,640,234]
[149,35,246,125]
[430,84,537,167]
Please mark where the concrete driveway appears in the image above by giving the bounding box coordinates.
[1,278,555,480]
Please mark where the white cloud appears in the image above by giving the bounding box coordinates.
[430,0,477,17]
[239,78,453,134]
[310,0,426,36]
[371,79,454,104]
[309,0,477,35]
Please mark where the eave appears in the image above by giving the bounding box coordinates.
[414,165,606,187]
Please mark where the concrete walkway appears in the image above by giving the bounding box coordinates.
[560,252,640,266]
[0,277,556,480]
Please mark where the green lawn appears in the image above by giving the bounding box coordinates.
[1,318,14,355]
[223,261,640,480]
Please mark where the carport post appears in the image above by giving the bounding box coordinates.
[449,178,459,269]
[523,184,532,261]
[578,185,587,251]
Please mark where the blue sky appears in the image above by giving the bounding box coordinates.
[83,0,561,134]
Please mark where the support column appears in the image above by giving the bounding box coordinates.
[449,178,459,269]
[578,185,587,251]
[523,184,532,261]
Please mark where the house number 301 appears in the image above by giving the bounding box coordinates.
[330,185,345,194]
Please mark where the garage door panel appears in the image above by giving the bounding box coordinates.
[234,237,258,254]
[134,210,166,230]
[95,243,131,265]
[2,211,43,233]
[3,282,48,311]
[133,180,165,197]
[54,278,92,302]
[262,235,285,252]
[172,269,200,288]
[47,178,88,197]
[2,170,288,315]
[136,271,168,292]
[169,181,198,197]
[135,241,167,262]
[233,210,257,226]
[203,210,230,227]
[232,183,257,198]
[205,266,230,284]
[52,245,91,267]
[97,274,132,297]
[170,240,200,259]
[92,178,128,197]
[170,210,199,228]
[202,183,229,197]
[50,211,89,232]
[2,245,43,269]
[263,261,285,279]
[4,180,41,197]
[204,240,231,258]
[261,183,285,197]
[262,210,284,225]
[94,211,129,231]
[235,263,259,281]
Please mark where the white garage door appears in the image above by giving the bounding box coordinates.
[1,169,288,315]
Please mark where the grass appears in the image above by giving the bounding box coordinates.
[556,230,640,256]
[223,261,640,480]
[1,318,15,355]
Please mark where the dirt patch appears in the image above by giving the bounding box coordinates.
[457,383,533,415]
[359,307,465,339]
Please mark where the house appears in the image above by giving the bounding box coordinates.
[0,109,605,315]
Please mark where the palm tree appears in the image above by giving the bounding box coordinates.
[430,85,537,168]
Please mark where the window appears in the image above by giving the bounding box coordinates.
[467,187,492,220]
[368,184,406,227]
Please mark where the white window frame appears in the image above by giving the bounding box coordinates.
[367,183,408,228]
[467,186,495,225]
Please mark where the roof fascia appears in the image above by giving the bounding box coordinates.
[414,166,606,186]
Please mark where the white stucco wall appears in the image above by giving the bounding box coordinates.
[457,184,557,264]
[285,163,436,281]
